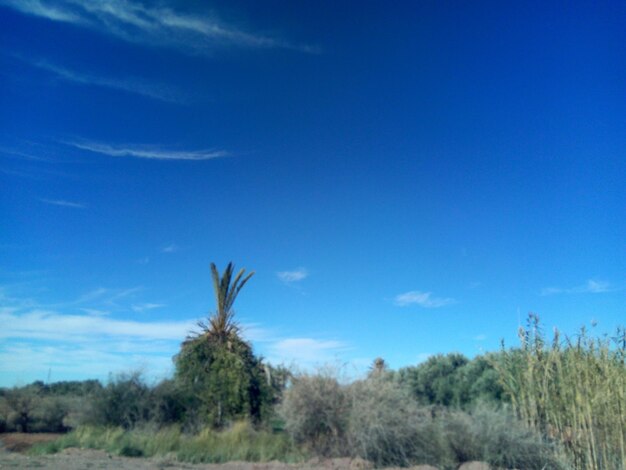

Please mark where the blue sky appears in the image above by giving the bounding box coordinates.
[1,0,624,386]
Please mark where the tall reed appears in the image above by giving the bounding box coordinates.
[493,314,626,469]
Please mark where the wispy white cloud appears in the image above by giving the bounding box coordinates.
[0,341,177,384]
[473,334,487,341]
[28,59,189,104]
[67,287,143,310]
[73,287,109,303]
[131,303,165,313]
[541,279,613,296]
[0,308,194,342]
[79,308,110,316]
[67,140,228,161]
[40,198,86,209]
[1,0,81,23]
[266,338,349,366]
[0,0,317,54]
[0,288,275,385]
[0,146,50,162]
[394,290,456,308]
[277,267,308,283]
[161,244,179,253]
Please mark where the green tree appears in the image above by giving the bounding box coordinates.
[175,262,271,428]
[397,353,505,409]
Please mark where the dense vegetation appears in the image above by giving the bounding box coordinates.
[1,263,625,469]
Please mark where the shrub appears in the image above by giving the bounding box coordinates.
[175,335,269,428]
[347,375,450,467]
[4,387,40,432]
[149,379,188,427]
[278,368,349,457]
[34,396,70,432]
[442,405,566,469]
[86,372,150,429]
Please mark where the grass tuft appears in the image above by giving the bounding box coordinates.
[30,422,305,463]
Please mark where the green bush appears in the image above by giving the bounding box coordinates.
[4,387,40,432]
[175,335,270,428]
[34,396,70,432]
[148,379,189,427]
[86,372,150,429]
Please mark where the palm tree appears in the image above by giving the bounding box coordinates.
[176,262,259,427]
[195,262,254,343]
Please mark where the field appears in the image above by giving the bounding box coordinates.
[0,434,443,470]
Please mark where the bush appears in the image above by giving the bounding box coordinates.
[175,335,270,428]
[34,396,70,432]
[277,368,349,457]
[442,405,566,469]
[4,387,40,432]
[86,372,150,429]
[149,379,188,427]
[347,375,449,467]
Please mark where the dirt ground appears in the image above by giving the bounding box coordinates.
[0,434,441,470]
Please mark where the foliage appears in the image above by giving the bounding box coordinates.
[149,379,189,427]
[277,368,350,457]
[31,422,305,463]
[492,314,626,470]
[3,387,40,432]
[86,371,151,429]
[347,374,448,467]
[0,386,77,432]
[175,334,270,428]
[397,352,505,408]
[174,262,281,428]
[204,261,254,342]
[442,404,566,469]
[279,368,560,469]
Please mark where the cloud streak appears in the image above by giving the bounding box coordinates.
[277,268,308,283]
[28,59,189,104]
[67,140,228,161]
[1,0,317,54]
[131,303,165,313]
[541,279,613,296]
[394,290,456,308]
[0,308,195,342]
[266,338,349,366]
[40,198,86,209]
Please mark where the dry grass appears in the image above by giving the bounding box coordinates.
[0,432,63,452]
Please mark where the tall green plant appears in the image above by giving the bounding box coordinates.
[175,262,271,428]
[493,314,626,469]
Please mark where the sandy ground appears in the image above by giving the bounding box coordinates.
[0,434,442,470]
